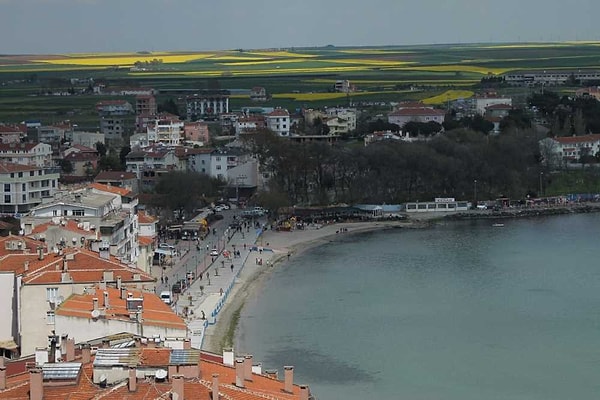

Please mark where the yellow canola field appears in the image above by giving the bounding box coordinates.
[393,65,511,75]
[273,90,412,101]
[422,90,474,105]
[339,49,412,54]
[219,58,311,66]
[244,51,317,58]
[321,59,415,66]
[34,53,213,66]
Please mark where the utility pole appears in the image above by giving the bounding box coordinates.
[473,179,478,208]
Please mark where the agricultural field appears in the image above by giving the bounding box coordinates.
[1,42,599,124]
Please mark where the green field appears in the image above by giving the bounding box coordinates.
[1,42,599,124]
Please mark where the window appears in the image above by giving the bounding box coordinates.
[53,210,58,216]
[10,173,14,178]
[46,311,55,324]
[72,209,85,216]
[3,184,9,192]
[30,171,34,177]
[216,165,221,170]
[4,195,10,204]
[22,183,26,191]
[22,194,26,202]
[18,172,23,178]
[47,287,58,302]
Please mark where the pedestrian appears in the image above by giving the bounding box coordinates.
[206,244,209,251]
[165,276,168,283]
[201,310,206,320]
[220,288,223,296]
[206,271,209,279]
[230,263,234,272]
[243,243,247,250]
[287,252,291,260]
[199,273,203,280]
[161,276,164,284]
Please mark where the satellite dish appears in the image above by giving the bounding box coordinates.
[155,369,167,380]
[91,309,100,319]
[99,374,107,387]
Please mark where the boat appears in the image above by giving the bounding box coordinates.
[492,223,504,227]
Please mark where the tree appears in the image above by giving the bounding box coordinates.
[95,142,107,157]
[58,159,73,174]
[158,99,180,116]
[119,146,131,169]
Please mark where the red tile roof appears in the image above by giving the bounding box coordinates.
[553,134,600,144]
[0,248,155,285]
[56,286,186,330]
[485,103,512,110]
[89,182,133,197]
[0,235,47,257]
[389,107,446,116]
[137,211,157,224]
[268,108,289,117]
[0,161,38,174]
[0,143,37,152]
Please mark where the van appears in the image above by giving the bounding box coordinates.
[160,291,172,305]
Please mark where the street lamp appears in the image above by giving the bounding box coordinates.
[539,172,544,197]
[473,179,478,208]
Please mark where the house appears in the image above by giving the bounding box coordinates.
[61,145,99,179]
[539,134,600,167]
[64,131,105,149]
[22,183,140,265]
[473,92,512,115]
[0,124,26,144]
[235,116,266,136]
[266,108,290,136]
[95,100,134,116]
[0,143,53,168]
[484,103,512,119]
[135,94,157,132]
[387,107,445,127]
[334,79,355,93]
[94,170,138,194]
[147,118,184,146]
[183,121,210,144]
[0,240,155,356]
[125,145,180,179]
[325,108,357,132]
[250,86,268,102]
[0,162,60,214]
[185,91,230,119]
[575,86,600,100]
[0,339,314,400]
[55,286,187,343]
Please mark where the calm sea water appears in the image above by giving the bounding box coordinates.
[236,214,600,400]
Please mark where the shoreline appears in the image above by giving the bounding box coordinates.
[201,219,428,354]
[202,205,600,354]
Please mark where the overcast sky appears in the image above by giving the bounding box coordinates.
[1,0,599,54]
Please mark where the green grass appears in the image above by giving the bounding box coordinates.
[219,303,243,352]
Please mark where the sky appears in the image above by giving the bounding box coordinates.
[1,0,599,54]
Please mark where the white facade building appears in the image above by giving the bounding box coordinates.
[0,143,53,167]
[266,108,290,136]
[0,162,60,214]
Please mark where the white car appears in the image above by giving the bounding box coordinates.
[158,243,175,250]
[210,249,219,257]
[214,205,225,212]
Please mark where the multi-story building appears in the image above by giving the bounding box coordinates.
[250,86,267,101]
[94,170,139,194]
[185,91,230,120]
[503,69,600,86]
[183,121,210,144]
[325,108,357,133]
[95,100,134,115]
[0,237,155,356]
[64,131,105,149]
[0,162,60,214]
[235,116,266,136]
[0,124,26,144]
[266,108,290,136]
[0,143,53,168]
[388,107,445,127]
[135,94,158,132]
[539,134,600,167]
[147,119,184,146]
[473,92,513,115]
[22,183,140,265]
[125,145,180,179]
[100,116,129,141]
[61,145,99,179]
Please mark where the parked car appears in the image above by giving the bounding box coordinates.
[171,283,182,294]
[160,291,172,305]
[210,249,219,257]
[159,243,175,250]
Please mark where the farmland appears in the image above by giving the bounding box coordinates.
[1,42,600,125]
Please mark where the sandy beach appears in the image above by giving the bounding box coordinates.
[201,218,427,353]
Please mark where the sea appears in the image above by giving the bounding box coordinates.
[235,214,600,400]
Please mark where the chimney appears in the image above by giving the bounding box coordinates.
[99,247,110,260]
[128,366,137,392]
[120,287,127,300]
[101,339,110,349]
[243,355,253,381]
[116,276,122,289]
[222,348,234,366]
[66,338,75,362]
[0,357,6,391]
[183,338,191,350]
[37,246,44,261]
[300,385,310,400]
[24,261,29,272]
[234,358,245,388]
[29,368,43,400]
[60,334,68,358]
[284,366,294,393]
[211,373,219,400]
[81,344,91,364]
[172,375,184,400]
[92,298,98,311]
[48,333,58,364]
[62,256,68,272]
[103,291,109,309]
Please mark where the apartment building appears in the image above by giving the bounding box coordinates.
[0,143,53,168]
[266,108,290,136]
[0,162,59,214]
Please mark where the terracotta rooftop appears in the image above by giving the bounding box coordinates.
[268,108,290,117]
[0,235,47,257]
[389,107,446,116]
[553,134,600,144]
[55,286,186,330]
[138,211,157,224]
[0,143,37,152]
[0,247,155,285]
[0,161,38,174]
[485,103,512,110]
[0,351,310,400]
[89,182,133,197]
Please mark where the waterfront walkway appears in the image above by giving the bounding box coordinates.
[160,220,273,350]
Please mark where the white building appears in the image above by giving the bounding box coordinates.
[147,119,184,146]
[539,134,600,167]
[0,142,53,168]
[266,108,290,136]
[326,108,357,133]
[0,162,60,214]
[388,107,445,127]
[473,93,513,115]
[0,239,155,357]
